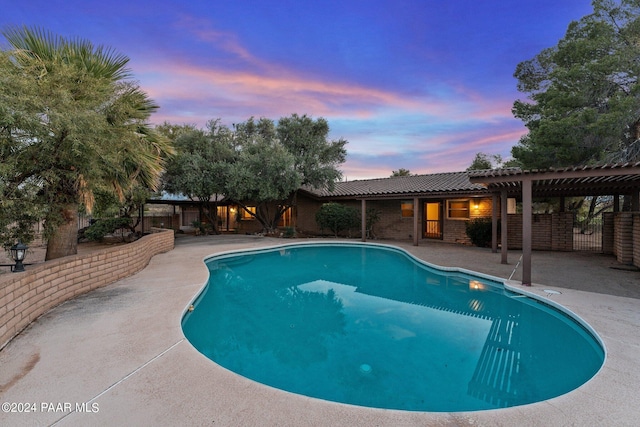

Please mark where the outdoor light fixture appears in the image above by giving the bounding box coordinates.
[9,241,28,272]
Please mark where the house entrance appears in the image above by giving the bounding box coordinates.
[424,201,442,239]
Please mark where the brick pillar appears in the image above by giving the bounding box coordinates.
[614,212,634,264]
[551,212,573,251]
[602,212,615,255]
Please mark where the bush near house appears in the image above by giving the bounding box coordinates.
[465,217,494,247]
[315,202,360,237]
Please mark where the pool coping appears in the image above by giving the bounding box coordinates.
[0,236,638,426]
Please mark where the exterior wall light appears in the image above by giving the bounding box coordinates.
[10,241,28,272]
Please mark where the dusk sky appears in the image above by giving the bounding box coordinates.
[2,1,595,179]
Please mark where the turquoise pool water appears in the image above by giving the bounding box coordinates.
[182,243,604,412]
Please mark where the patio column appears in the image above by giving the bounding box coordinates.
[522,177,533,286]
[361,199,367,242]
[501,189,508,264]
[614,194,620,212]
[492,193,498,253]
[633,191,640,211]
[413,197,419,246]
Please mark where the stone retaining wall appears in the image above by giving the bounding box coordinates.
[0,229,174,350]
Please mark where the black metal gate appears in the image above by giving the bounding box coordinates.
[573,211,604,252]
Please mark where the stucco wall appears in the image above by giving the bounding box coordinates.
[0,229,174,350]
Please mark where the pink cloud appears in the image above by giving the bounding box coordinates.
[139,61,453,121]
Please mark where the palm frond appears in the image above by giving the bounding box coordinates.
[2,25,131,80]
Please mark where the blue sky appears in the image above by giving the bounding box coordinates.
[2,0,594,179]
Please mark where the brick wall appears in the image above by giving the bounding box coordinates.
[295,195,323,234]
[614,212,633,264]
[296,195,496,243]
[0,229,174,350]
[602,212,615,254]
[442,218,469,244]
[506,213,572,251]
[551,212,574,251]
[441,198,493,245]
[367,200,413,240]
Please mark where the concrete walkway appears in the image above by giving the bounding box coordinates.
[1,235,639,426]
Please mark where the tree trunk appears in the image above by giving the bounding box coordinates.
[45,204,79,260]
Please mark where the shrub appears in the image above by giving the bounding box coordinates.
[281,226,295,238]
[83,217,133,242]
[315,202,360,236]
[465,217,494,247]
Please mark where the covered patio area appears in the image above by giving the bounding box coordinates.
[469,163,640,285]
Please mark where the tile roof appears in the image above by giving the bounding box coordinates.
[305,170,489,199]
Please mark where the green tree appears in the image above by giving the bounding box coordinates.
[276,113,347,226]
[467,153,500,170]
[226,117,301,232]
[160,120,235,233]
[0,26,173,259]
[227,114,347,232]
[391,168,413,177]
[511,0,640,169]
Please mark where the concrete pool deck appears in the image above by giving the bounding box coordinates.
[1,235,639,426]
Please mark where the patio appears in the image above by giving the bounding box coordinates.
[1,234,639,426]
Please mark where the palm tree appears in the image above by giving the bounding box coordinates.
[1,26,173,259]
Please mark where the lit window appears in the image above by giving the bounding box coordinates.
[447,200,470,219]
[401,201,414,218]
[241,206,256,220]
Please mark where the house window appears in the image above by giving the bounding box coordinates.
[401,201,414,218]
[241,206,256,220]
[447,199,470,219]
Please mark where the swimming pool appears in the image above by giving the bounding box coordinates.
[182,242,605,412]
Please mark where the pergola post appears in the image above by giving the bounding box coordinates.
[413,197,419,246]
[361,199,367,242]
[491,193,498,253]
[522,177,533,286]
[501,189,508,264]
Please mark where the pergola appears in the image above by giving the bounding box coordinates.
[469,163,640,285]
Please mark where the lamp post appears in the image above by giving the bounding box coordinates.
[10,241,28,272]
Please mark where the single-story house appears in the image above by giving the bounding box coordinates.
[295,171,506,244]
[144,163,640,286]
[144,171,504,242]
